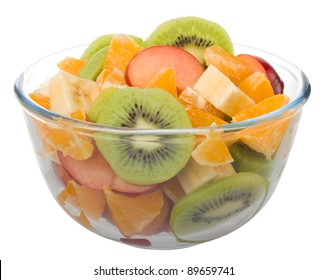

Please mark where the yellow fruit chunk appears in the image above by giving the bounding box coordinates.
[162,177,185,203]
[104,186,164,237]
[29,93,51,110]
[232,94,289,122]
[192,132,234,166]
[178,87,225,119]
[46,129,94,160]
[70,109,86,121]
[146,68,178,98]
[57,57,86,76]
[238,71,274,103]
[103,34,143,73]
[187,109,227,127]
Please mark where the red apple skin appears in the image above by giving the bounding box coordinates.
[254,56,284,94]
[125,45,204,91]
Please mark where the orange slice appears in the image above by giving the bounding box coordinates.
[29,93,50,110]
[70,109,86,121]
[232,94,289,122]
[162,177,185,203]
[57,57,86,76]
[96,67,127,88]
[104,187,164,237]
[238,71,274,103]
[146,68,178,98]
[187,109,227,127]
[179,87,225,119]
[204,45,253,85]
[192,132,234,166]
[46,129,94,160]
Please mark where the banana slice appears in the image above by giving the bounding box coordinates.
[49,70,100,116]
[193,65,255,117]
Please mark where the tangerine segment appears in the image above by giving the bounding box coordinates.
[187,109,227,127]
[46,129,94,160]
[238,71,274,103]
[29,93,51,110]
[192,133,234,166]
[70,109,86,121]
[96,67,127,88]
[232,94,289,122]
[57,57,87,76]
[104,187,164,237]
[204,45,253,85]
[179,87,225,119]
[146,68,178,98]
[103,34,143,73]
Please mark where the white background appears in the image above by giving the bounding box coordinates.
[1,0,325,279]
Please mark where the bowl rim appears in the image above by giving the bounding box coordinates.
[14,43,311,135]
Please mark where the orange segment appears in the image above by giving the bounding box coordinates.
[232,94,289,122]
[57,57,86,76]
[192,132,234,166]
[237,54,268,78]
[46,129,94,160]
[179,87,225,119]
[187,109,227,127]
[70,109,86,121]
[146,68,178,98]
[96,67,127,88]
[204,45,253,85]
[238,71,274,103]
[29,93,50,110]
[104,186,164,237]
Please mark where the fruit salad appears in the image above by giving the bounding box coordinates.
[27,16,300,248]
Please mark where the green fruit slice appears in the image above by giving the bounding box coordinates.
[89,87,195,185]
[170,172,269,243]
[145,16,234,64]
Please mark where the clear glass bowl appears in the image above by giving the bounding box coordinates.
[14,44,310,249]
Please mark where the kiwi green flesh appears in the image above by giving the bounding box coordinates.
[170,172,269,243]
[145,16,234,65]
[229,142,275,178]
[90,87,195,185]
[78,46,108,81]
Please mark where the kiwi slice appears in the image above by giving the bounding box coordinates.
[78,46,108,81]
[229,142,275,178]
[89,87,195,185]
[145,16,233,64]
[81,34,144,60]
[170,172,269,243]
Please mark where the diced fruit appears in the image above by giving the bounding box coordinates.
[70,109,86,120]
[125,45,204,91]
[254,56,284,94]
[96,68,126,89]
[237,54,268,78]
[232,94,289,122]
[204,45,253,85]
[53,162,71,184]
[186,109,227,127]
[46,129,94,160]
[162,177,186,203]
[146,67,178,97]
[29,93,50,110]
[238,71,274,103]
[193,65,255,116]
[49,70,99,116]
[104,187,164,237]
[57,57,86,76]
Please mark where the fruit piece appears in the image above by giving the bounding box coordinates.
[90,87,195,185]
[191,132,234,166]
[237,54,268,78]
[29,93,50,110]
[96,67,126,89]
[120,238,151,247]
[145,16,233,64]
[238,71,274,103]
[254,56,284,94]
[49,70,99,116]
[80,34,143,60]
[162,177,186,203]
[104,186,164,237]
[232,94,289,122]
[186,109,227,127]
[125,45,204,92]
[170,172,269,242]
[78,46,108,81]
[146,67,178,98]
[70,109,86,121]
[193,65,255,116]
[229,141,275,177]
[204,45,253,85]
[46,129,94,160]
[177,158,235,194]
[57,57,86,76]
[53,162,71,184]
[179,87,226,119]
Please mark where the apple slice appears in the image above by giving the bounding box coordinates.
[237,54,268,78]
[125,45,204,91]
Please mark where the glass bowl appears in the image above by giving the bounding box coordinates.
[14,44,310,249]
